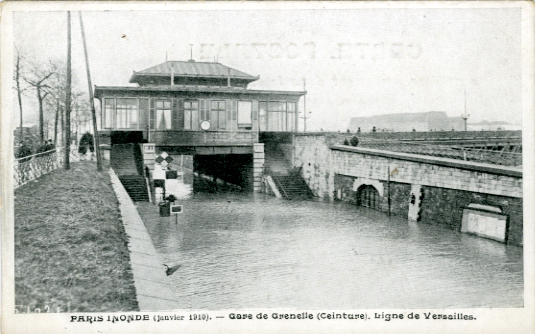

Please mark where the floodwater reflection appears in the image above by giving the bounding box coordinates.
[136,175,523,310]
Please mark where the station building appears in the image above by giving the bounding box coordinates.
[94,60,306,193]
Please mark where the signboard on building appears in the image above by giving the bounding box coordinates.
[461,207,507,243]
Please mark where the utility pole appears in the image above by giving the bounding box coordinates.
[64,11,72,170]
[300,78,311,132]
[462,88,470,131]
[79,11,103,171]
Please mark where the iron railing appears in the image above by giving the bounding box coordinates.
[354,139,522,167]
[14,148,81,189]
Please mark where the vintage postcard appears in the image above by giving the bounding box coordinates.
[1,1,534,333]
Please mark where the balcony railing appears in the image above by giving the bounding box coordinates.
[149,130,259,146]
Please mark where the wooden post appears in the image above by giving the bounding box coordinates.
[64,11,72,170]
[79,11,103,171]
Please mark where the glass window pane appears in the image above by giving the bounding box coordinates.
[156,101,163,108]
[279,111,286,131]
[218,110,226,129]
[287,112,295,131]
[184,110,191,130]
[259,102,267,131]
[191,109,199,130]
[210,109,218,126]
[238,101,252,125]
[104,99,114,128]
[288,102,296,112]
[156,109,171,129]
[268,101,286,112]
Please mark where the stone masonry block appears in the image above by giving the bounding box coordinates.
[253,143,264,153]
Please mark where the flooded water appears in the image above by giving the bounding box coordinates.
[136,175,523,310]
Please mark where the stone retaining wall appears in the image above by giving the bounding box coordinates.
[290,135,523,246]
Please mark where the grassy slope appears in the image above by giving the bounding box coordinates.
[14,161,139,312]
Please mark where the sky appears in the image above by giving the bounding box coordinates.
[12,6,522,131]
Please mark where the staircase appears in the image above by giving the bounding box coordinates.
[118,175,149,202]
[271,173,315,200]
[264,143,314,200]
[264,143,292,176]
[111,143,149,202]
[111,144,139,175]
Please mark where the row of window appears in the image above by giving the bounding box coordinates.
[103,98,297,131]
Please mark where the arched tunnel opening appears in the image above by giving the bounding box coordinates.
[193,154,253,193]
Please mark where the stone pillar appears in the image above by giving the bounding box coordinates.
[408,184,423,222]
[142,143,156,172]
[100,146,111,161]
[253,143,265,192]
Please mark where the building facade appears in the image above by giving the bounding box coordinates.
[95,60,305,151]
[94,60,305,193]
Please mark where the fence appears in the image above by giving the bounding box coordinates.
[14,148,81,189]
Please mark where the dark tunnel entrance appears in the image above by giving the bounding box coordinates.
[193,154,253,193]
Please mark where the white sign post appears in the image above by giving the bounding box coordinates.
[171,204,183,224]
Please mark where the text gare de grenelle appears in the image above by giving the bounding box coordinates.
[229,312,476,321]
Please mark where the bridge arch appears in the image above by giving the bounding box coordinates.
[356,184,381,209]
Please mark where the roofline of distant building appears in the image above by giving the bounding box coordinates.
[94,85,307,98]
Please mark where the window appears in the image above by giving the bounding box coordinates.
[156,100,172,130]
[259,102,267,131]
[211,100,226,129]
[287,102,296,131]
[104,98,114,129]
[200,100,209,121]
[268,101,287,131]
[116,98,138,129]
[184,100,199,130]
[238,101,252,128]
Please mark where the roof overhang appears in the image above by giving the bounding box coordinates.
[129,72,260,84]
[94,85,306,99]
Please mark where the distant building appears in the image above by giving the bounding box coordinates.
[467,120,521,131]
[348,111,465,132]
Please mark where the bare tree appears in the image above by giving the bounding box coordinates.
[64,11,72,170]
[44,78,84,148]
[13,48,30,144]
[23,60,56,144]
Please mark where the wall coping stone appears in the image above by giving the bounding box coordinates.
[330,145,522,178]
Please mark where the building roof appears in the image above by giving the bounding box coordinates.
[129,60,259,84]
[94,85,306,99]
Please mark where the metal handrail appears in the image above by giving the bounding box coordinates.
[272,176,289,199]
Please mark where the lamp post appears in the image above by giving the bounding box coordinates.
[300,78,311,132]
[300,110,312,132]
[462,88,470,131]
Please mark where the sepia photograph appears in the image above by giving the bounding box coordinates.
[1,1,534,333]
